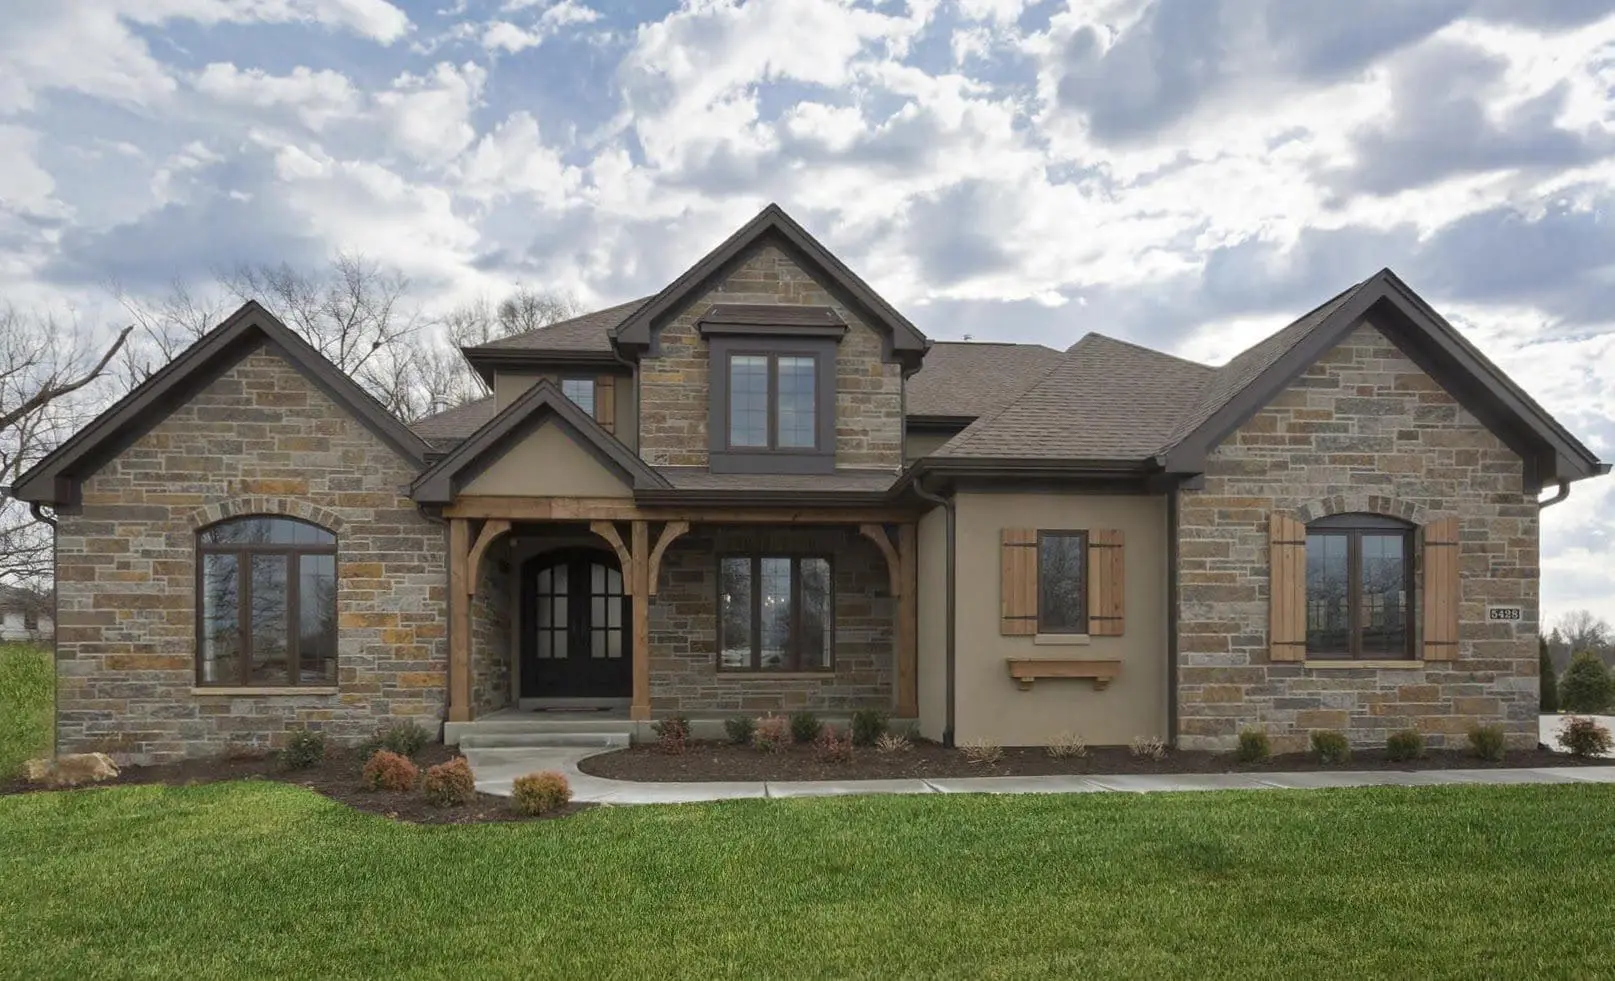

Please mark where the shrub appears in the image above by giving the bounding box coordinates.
[510,771,572,816]
[960,738,1003,765]
[724,716,755,746]
[789,711,822,744]
[1046,731,1087,760]
[1468,724,1506,762]
[1539,636,1559,713]
[874,732,911,754]
[653,715,690,755]
[363,750,419,791]
[753,715,789,753]
[1236,728,1271,764]
[366,720,430,759]
[1130,735,1167,761]
[279,728,326,770]
[1310,730,1351,764]
[1560,716,1614,759]
[1559,651,1613,713]
[1385,729,1426,763]
[850,709,888,747]
[814,726,854,763]
[422,756,476,808]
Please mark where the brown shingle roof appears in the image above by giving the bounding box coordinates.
[409,396,495,447]
[467,297,651,353]
[655,468,898,493]
[905,341,1064,419]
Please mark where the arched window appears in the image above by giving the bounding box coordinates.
[1305,513,1413,659]
[197,516,338,687]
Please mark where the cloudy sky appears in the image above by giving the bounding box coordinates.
[3,0,1612,624]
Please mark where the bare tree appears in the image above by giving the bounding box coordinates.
[1555,610,1613,665]
[414,284,581,417]
[0,306,132,587]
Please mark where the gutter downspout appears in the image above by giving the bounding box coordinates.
[29,501,56,529]
[1537,480,1571,510]
[1166,482,1180,749]
[911,476,956,747]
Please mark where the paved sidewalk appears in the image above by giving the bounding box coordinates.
[464,746,1615,806]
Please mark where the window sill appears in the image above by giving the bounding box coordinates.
[1303,660,1421,670]
[715,672,836,680]
[190,686,340,696]
[1033,633,1091,646]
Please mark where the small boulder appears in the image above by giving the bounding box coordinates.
[23,753,121,788]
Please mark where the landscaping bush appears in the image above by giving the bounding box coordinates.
[510,771,572,816]
[1386,729,1426,763]
[1560,716,1613,759]
[1310,730,1351,764]
[362,750,419,792]
[960,738,1003,765]
[422,756,476,808]
[850,709,888,747]
[1467,724,1506,762]
[1236,728,1271,763]
[362,720,431,759]
[874,732,911,754]
[1130,735,1167,761]
[279,728,326,770]
[814,726,854,763]
[724,716,755,746]
[1540,637,1559,713]
[789,711,822,744]
[653,715,690,755]
[1559,651,1613,713]
[752,715,789,753]
[1046,731,1087,760]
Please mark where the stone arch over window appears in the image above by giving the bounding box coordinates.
[186,497,346,534]
[1293,493,1429,527]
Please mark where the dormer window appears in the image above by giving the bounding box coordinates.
[727,353,817,449]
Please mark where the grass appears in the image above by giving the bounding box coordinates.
[0,642,51,780]
[2,782,1614,978]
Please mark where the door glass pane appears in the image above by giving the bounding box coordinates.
[298,553,337,684]
[538,631,553,659]
[591,630,606,659]
[200,553,240,684]
[776,356,816,449]
[608,597,622,629]
[719,557,753,668]
[607,567,621,593]
[562,378,595,415]
[760,557,791,668]
[591,563,604,592]
[1306,533,1350,653]
[249,554,289,684]
[799,558,832,669]
[1359,534,1408,656]
[728,355,769,447]
[1037,534,1085,632]
[608,630,622,659]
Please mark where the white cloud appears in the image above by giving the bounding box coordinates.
[193,64,362,131]
[375,62,487,164]
[482,21,545,53]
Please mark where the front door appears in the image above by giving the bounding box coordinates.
[519,549,632,698]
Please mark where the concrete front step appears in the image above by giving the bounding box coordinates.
[457,731,629,750]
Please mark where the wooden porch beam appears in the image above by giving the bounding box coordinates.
[896,522,918,719]
[447,518,472,723]
[630,520,651,722]
[463,519,511,595]
[444,494,917,524]
[589,520,634,583]
[858,523,901,597]
[647,520,689,597]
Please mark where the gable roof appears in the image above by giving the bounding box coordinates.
[410,396,496,448]
[467,296,650,354]
[611,204,930,370]
[411,378,669,504]
[13,301,432,507]
[906,341,1065,422]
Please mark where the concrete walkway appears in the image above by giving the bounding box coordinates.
[464,746,1615,806]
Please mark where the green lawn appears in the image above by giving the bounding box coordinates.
[0,642,51,780]
[2,782,1614,979]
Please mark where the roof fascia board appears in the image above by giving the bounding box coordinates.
[460,348,625,385]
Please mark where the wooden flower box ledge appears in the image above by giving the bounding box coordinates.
[1006,658,1122,691]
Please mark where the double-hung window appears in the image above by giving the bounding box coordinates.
[717,555,833,672]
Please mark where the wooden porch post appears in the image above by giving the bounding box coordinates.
[897,523,918,719]
[448,518,472,723]
[630,519,651,721]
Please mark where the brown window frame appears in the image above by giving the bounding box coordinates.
[707,335,838,475]
[1036,530,1088,634]
[195,516,339,688]
[1304,513,1415,660]
[715,553,835,673]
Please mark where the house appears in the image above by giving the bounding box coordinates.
[14,205,1607,763]
[0,586,52,643]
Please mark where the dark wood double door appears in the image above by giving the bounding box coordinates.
[519,549,632,699]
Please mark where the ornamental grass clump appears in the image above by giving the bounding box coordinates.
[653,715,690,755]
[724,716,755,746]
[1130,735,1167,761]
[814,726,854,764]
[278,728,326,771]
[752,715,789,753]
[850,709,888,747]
[510,771,572,816]
[789,711,823,744]
[1385,729,1426,763]
[874,732,911,754]
[1560,716,1613,759]
[1236,728,1271,764]
[1046,731,1087,760]
[1310,730,1351,765]
[960,738,1003,766]
[422,756,476,808]
[362,750,419,792]
[1467,724,1507,763]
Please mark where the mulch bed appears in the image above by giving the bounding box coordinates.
[1,744,590,825]
[579,740,1615,783]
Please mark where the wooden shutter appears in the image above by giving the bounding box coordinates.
[1087,529,1125,636]
[1421,517,1460,660]
[1000,528,1038,636]
[1269,513,1307,661]
[594,375,616,434]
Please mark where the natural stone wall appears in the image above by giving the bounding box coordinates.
[470,540,513,716]
[1176,321,1538,751]
[637,244,904,470]
[54,346,447,764]
[649,526,894,713]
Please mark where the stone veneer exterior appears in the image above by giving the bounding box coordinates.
[637,244,903,470]
[1176,321,1539,752]
[649,526,895,713]
[54,347,447,764]
[470,547,513,716]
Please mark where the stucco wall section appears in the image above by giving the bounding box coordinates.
[494,371,637,451]
[461,422,632,498]
[648,526,895,714]
[54,346,447,764]
[916,508,948,741]
[1176,320,1539,752]
[953,492,1169,747]
[636,244,904,470]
